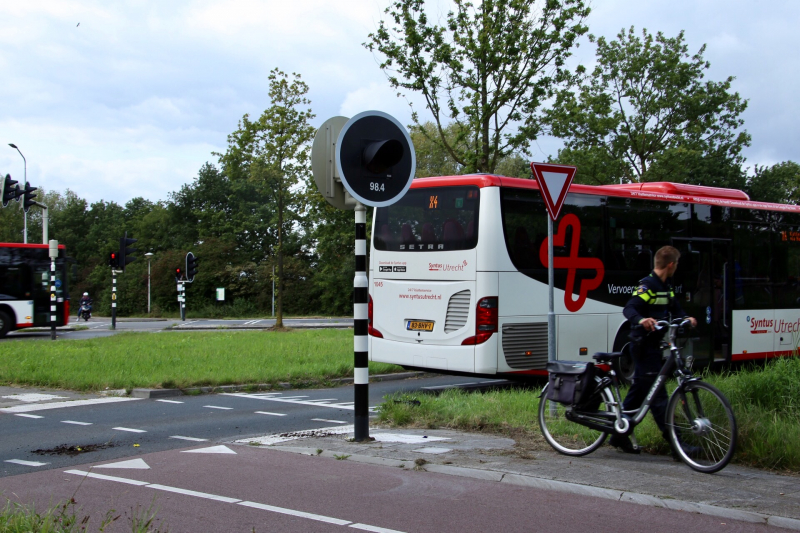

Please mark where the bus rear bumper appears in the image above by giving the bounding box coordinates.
[370,336,498,375]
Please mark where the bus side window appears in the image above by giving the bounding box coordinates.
[514,227,533,268]
[378,224,395,249]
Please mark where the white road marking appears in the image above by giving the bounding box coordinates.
[238,501,350,525]
[255,411,286,416]
[5,459,49,467]
[91,323,111,329]
[2,393,68,402]
[65,469,149,486]
[170,435,209,442]
[148,484,241,503]
[64,469,407,532]
[181,445,236,454]
[204,405,233,410]
[0,397,142,414]
[312,418,348,424]
[156,399,184,404]
[113,427,147,433]
[95,458,150,470]
[350,524,407,533]
[223,393,374,412]
[62,420,92,425]
[14,414,43,419]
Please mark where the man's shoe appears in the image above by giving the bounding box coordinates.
[609,434,640,454]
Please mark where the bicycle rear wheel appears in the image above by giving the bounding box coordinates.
[538,382,610,456]
[666,381,737,473]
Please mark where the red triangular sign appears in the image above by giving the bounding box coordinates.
[530,162,577,220]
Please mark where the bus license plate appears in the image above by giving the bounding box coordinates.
[406,320,434,332]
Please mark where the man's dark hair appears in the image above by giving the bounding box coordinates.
[654,246,681,269]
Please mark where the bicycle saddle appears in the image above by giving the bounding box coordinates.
[591,352,622,363]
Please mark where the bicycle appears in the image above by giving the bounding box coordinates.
[538,318,738,474]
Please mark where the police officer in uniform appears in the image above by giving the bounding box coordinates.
[610,246,697,454]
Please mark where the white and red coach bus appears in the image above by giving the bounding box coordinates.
[368,175,800,380]
[0,243,71,338]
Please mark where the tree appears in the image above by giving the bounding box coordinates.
[366,0,589,173]
[218,69,315,327]
[746,161,800,204]
[546,27,750,186]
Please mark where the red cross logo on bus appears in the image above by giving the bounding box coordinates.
[538,213,605,312]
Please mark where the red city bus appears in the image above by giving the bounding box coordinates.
[0,243,71,338]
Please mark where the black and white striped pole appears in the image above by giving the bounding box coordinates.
[354,202,369,441]
[48,240,58,340]
[111,271,117,330]
[312,112,415,443]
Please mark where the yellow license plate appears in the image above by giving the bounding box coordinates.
[406,320,434,331]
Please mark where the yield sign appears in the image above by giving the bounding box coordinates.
[530,162,577,220]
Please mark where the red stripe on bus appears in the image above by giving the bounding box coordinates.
[17,322,33,327]
[0,243,66,249]
[731,351,797,361]
[408,175,800,214]
[504,369,548,376]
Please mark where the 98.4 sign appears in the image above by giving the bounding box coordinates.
[335,111,416,208]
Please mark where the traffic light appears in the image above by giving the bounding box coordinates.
[186,252,198,282]
[175,267,183,282]
[108,251,119,268]
[21,182,38,213]
[1,174,20,207]
[118,231,137,272]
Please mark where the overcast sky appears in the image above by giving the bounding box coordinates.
[1,0,797,205]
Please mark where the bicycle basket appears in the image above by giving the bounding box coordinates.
[545,361,596,406]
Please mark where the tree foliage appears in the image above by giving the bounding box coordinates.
[546,27,751,186]
[746,161,800,204]
[366,0,589,173]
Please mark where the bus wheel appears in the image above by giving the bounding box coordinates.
[614,342,635,385]
[0,310,10,339]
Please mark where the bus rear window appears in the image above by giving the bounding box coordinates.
[373,186,479,251]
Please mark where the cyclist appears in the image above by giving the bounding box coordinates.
[612,246,697,454]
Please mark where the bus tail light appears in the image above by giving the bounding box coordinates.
[64,300,70,325]
[368,294,383,338]
[462,296,498,345]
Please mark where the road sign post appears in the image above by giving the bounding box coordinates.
[313,111,416,442]
[531,163,577,364]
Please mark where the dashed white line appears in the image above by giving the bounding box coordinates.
[156,399,184,404]
[255,411,287,416]
[113,427,147,433]
[0,397,142,413]
[170,436,209,442]
[62,420,92,425]
[64,469,407,532]
[5,459,49,467]
[311,418,348,424]
[204,405,233,410]
[14,414,43,419]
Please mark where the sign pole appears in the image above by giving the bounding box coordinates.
[354,202,369,442]
[547,216,555,363]
[111,271,117,330]
[49,240,58,341]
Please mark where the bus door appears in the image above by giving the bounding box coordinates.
[672,238,732,364]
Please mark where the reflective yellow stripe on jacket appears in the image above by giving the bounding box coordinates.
[636,289,674,306]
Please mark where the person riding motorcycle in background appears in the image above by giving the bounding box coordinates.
[78,292,92,317]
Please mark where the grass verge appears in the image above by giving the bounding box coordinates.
[0,330,402,392]
[377,357,800,472]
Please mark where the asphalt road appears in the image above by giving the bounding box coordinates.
[3,317,354,341]
[0,376,779,532]
[0,375,515,477]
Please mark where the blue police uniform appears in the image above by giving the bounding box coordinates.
[622,271,688,438]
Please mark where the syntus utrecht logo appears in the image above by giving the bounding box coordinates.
[538,213,605,312]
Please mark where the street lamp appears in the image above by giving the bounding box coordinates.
[8,143,27,244]
[145,252,154,314]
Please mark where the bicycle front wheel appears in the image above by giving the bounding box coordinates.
[538,383,610,456]
[666,381,737,474]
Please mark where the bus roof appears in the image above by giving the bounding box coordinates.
[408,174,800,213]
[0,243,66,249]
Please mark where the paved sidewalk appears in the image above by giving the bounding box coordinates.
[256,427,800,530]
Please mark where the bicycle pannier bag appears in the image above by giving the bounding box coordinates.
[545,361,596,406]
